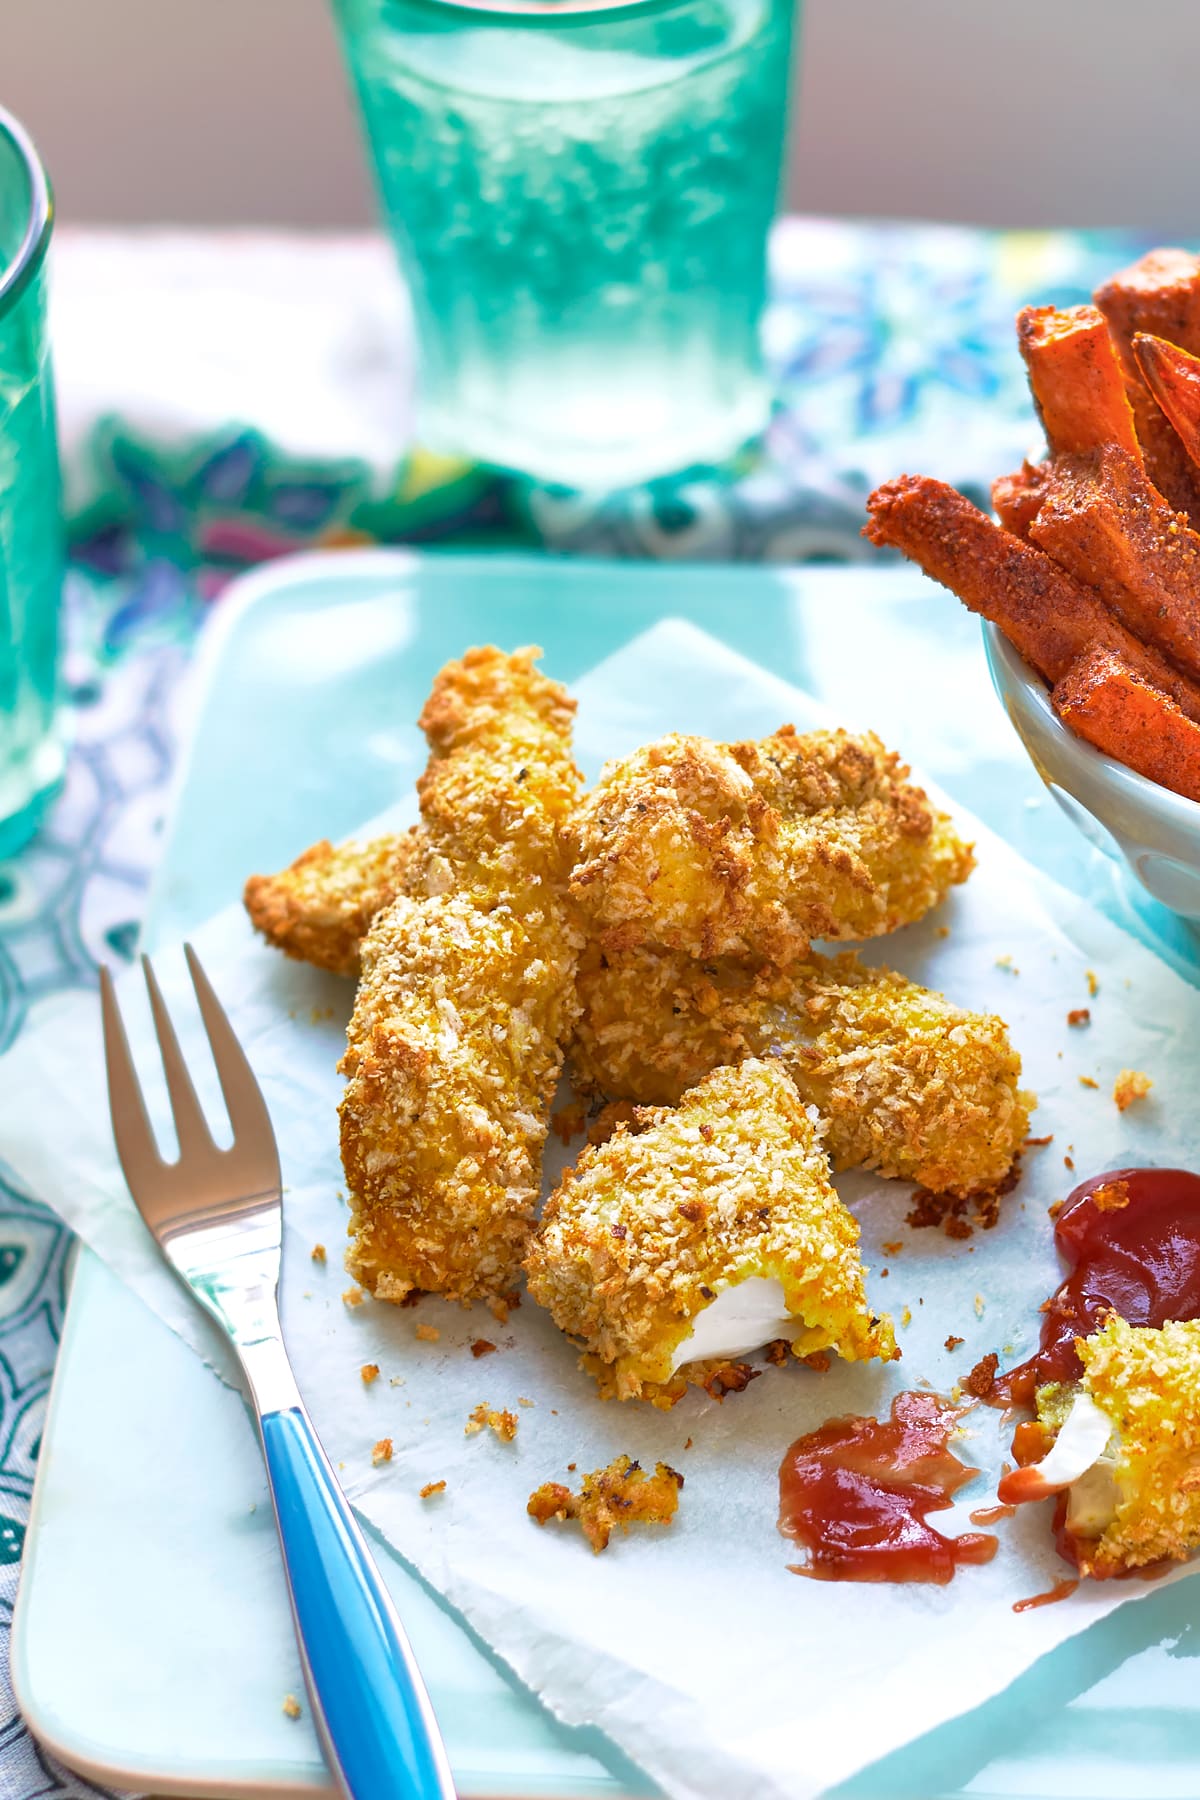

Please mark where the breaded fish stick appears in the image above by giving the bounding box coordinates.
[526,1059,896,1404]
[1133,332,1200,473]
[864,475,1200,726]
[571,729,973,964]
[1029,446,1200,683]
[1094,249,1200,527]
[244,828,422,977]
[340,647,584,1306]
[342,889,581,1303]
[1016,304,1142,462]
[570,944,1032,1198]
[1053,645,1200,804]
[1000,1316,1200,1579]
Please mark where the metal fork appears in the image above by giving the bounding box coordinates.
[100,945,456,1800]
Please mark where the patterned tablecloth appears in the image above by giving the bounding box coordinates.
[0,218,1162,1800]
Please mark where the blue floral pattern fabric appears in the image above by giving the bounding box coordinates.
[0,220,1172,1799]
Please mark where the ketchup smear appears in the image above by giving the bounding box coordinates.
[996,1166,1200,1410]
[779,1392,998,1584]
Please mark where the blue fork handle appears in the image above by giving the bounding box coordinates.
[260,1406,456,1800]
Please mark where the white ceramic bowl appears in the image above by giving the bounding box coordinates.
[982,620,1200,919]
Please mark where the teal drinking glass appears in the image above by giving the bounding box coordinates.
[0,106,63,860]
[331,0,795,487]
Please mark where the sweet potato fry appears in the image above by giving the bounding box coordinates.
[1028,445,1200,683]
[1133,333,1200,473]
[1016,305,1141,461]
[1094,250,1200,525]
[863,475,1200,726]
[1053,646,1200,804]
[992,460,1049,539]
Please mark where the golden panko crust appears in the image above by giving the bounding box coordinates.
[526,1058,896,1403]
[341,647,585,1305]
[243,828,424,976]
[527,1455,683,1552]
[570,944,1032,1199]
[569,728,974,964]
[417,644,582,896]
[1049,1316,1200,1577]
[342,889,582,1304]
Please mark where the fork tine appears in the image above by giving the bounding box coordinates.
[100,965,166,1189]
[141,955,219,1161]
[184,944,280,1174]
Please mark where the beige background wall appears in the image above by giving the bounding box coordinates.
[4,0,1200,233]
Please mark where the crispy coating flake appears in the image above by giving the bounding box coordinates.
[244,829,423,976]
[340,647,584,1306]
[1113,1068,1153,1111]
[526,1059,896,1404]
[1039,1316,1200,1576]
[527,1455,683,1552]
[569,729,973,964]
[570,944,1032,1199]
[466,1402,518,1442]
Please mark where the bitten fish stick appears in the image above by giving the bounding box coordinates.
[1016,305,1141,461]
[1133,333,1200,473]
[1052,646,1200,805]
[527,1059,896,1405]
[1028,445,1200,684]
[863,475,1200,727]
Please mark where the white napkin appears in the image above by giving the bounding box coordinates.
[3,620,1198,1800]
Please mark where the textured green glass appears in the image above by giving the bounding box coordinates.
[332,0,795,486]
[0,110,63,860]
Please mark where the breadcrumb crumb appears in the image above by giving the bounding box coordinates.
[342,1285,364,1307]
[1079,1076,1099,1090]
[945,1335,965,1351]
[1114,1069,1152,1111]
[974,1293,986,1318]
[282,1695,302,1720]
[1067,1008,1091,1027]
[527,1455,682,1553]
[470,1339,497,1358]
[372,1438,393,1466]
[1086,970,1099,997]
[416,1323,440,1343]
[420,1480,447,1500]
[361,1362,380,1385]
[466,1403,518,1442]
[517,1396,535,1408]
[550,1099,587,1144]
[311,1244,326,1263]
[964,1351,999,1398]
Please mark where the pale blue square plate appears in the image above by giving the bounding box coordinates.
[13,550,1200,1800]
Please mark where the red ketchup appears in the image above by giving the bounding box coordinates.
[778,1392,998,1584]
[997,1167,1200,1411]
